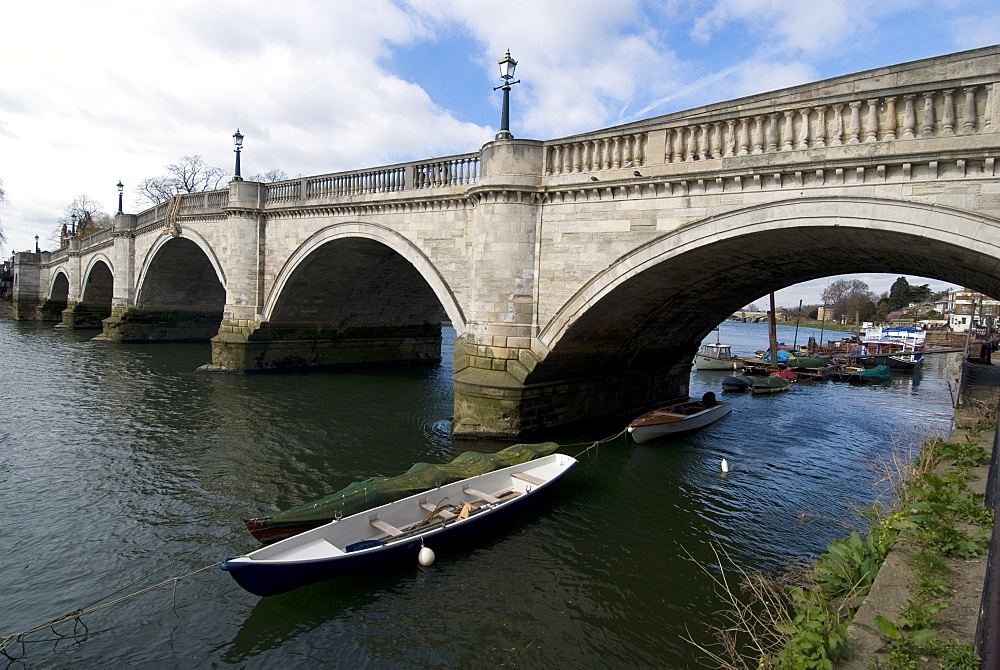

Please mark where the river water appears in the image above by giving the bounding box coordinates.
[0,318,961,668]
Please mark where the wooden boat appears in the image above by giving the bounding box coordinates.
[751,374,792,394]
[722,375,752,392]
[244,442,560,544]
[849,364,892,384]
[694,329,744,371]
[220,453,577,597]
[627,394,732,443]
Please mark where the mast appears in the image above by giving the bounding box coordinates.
[793,299,802,349]
[768,292,780,371]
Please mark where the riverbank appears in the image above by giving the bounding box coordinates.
[840,419,993,668]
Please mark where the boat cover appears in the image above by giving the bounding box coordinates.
[250,442,560,532]
[759,350,793,362]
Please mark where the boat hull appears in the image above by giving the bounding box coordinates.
[694,354,744,371]
[627,402,732,443]
[221,454,577,597]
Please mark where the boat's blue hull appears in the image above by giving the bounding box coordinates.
[221,461,573,597]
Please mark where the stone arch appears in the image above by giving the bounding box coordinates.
[136,231,227,306]
[264,221,465,331]
[135,233,226,310]
[81,255,114,305]
[49,269,70,301]
[534,197,1000,378]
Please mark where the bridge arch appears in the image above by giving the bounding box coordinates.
[534,197,1000,378]
[49,269,70,301]
[81,254,114,305]
[264,222,465,332]
[136,231,227,306]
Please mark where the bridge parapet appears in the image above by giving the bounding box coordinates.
[543,47,997,178]
[263,151,481,206]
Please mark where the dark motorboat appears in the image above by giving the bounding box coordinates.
[722,375,752,392]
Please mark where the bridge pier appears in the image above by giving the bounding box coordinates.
[59,300,111,329]
[96,305,224,342]
[452,337,690,437]
[205,320,442,372]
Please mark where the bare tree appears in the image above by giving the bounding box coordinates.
[50,194,109,245]
[136,155,227,206]
[822,279,876,322]
[247,169,289,183]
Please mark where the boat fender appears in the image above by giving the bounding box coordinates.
[721,458,730,473]
[418,544,436,566]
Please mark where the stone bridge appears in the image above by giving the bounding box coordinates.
[12,46,1000,438]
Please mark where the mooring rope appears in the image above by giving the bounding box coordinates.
[567,426,629,462]
[0,526,236,661]
[0,561,220,660]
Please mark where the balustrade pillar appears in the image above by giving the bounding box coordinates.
[672,128,684,162]
[698,124,710,159]
[782,110,794,150]
[766,113,779,152]
[751,115,765,154]
[865,99,879,142]
[797,108,810,149]
[612,137,622,168]
[738,118,750,155]
[724,119,736,157]
[622,135,633,168]
[902,95,916,139]
[962,87,978,133]
[813,106,827,147]
[633,134,645,166]
[847,101,862,144]
[684,126,697,161]
[922,92,936,138]
[710,123,722,159]
[882,97,897,140]
[941,89,955,135]
[571,143,581,172]
[831,104,844,146]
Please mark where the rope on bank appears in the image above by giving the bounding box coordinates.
[0,561,220,660]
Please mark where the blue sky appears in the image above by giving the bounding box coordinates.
[1,0,997,306]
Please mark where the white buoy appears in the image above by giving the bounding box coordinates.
[721,458,730,473]
[418,545,436,566]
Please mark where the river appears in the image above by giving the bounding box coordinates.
[0,318,960,668]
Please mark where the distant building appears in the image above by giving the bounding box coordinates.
[945,288,1000,332]
[0,259,12,298]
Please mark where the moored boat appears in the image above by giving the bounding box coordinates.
[751,374,792,394]
[221,453,578,597]
[849,364,892,383]
[695,329,745,370]
[722,375,752,392]
[245,442,560,543]
[627,393,732,443]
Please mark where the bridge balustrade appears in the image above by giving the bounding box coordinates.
[543,82,992,175]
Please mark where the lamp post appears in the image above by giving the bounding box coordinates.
[35,235,39,253]
[71,213,77,236]
[233,128,244,181]
[117,181,124,214]
[494,50,520,140]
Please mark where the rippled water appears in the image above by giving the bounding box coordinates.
[0,318,959,668]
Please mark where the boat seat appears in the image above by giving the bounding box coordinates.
[511,471,545,486]
[419,501,456,519]
[463,487,500,504]
[369,517,403,537]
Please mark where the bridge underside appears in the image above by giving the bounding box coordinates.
[210,237,447,372]
[61,261,113,329]
[100,238,226,342]
[453,223,1000,438]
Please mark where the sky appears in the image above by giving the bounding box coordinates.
[1,0,997,307]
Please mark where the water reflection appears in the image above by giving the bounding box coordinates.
[0,319,958,668]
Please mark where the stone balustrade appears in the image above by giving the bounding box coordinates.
[544,132,648,175]
[413,153,480,188]
[658,83,990,164]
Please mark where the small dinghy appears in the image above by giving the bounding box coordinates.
[722,375,752,392]
[221,453,577,597]
[627,393,732,444]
